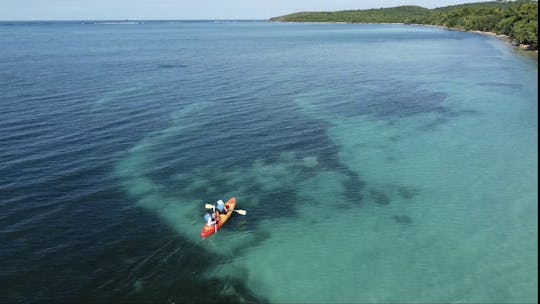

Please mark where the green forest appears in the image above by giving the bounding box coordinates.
[270,1,538,49]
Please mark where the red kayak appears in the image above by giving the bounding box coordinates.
[200,197,236,239]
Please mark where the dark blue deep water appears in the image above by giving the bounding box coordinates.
[0,21,537,303]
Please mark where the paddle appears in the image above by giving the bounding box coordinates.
[212,205,217,234]
[204,203,247,215]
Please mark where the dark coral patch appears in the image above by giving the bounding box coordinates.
[393,215,413,224]
[397,186,420,200]
[344,172,366,205]
[369,189,391,206]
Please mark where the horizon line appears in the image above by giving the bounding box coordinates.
[0,18,268,22]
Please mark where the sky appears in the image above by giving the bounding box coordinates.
[0,0,491,21]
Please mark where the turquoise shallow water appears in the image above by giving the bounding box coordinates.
[0,21,537,303]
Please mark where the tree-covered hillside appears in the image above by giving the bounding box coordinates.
[270,6,432,24]
[270,1,538,49]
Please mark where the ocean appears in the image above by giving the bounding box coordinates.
[0,21,537,303]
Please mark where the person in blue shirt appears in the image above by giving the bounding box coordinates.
[215,200,229,214]
[203,212,216,227]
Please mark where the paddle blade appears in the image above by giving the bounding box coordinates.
[234,209,246,215]
[205,203,214,209]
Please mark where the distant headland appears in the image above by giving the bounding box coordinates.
[269,1,538,51]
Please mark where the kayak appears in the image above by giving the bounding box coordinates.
[200,197,236,239]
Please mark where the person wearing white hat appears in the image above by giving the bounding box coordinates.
[203,212,216,227]
[215,199,229,214]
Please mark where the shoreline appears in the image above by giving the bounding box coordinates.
[415,23,538,55]
[270,20,538,55]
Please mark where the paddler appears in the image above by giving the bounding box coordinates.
[204,212,216,227]
[215,199,229,214]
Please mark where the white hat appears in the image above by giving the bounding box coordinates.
[217,200,224,205]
